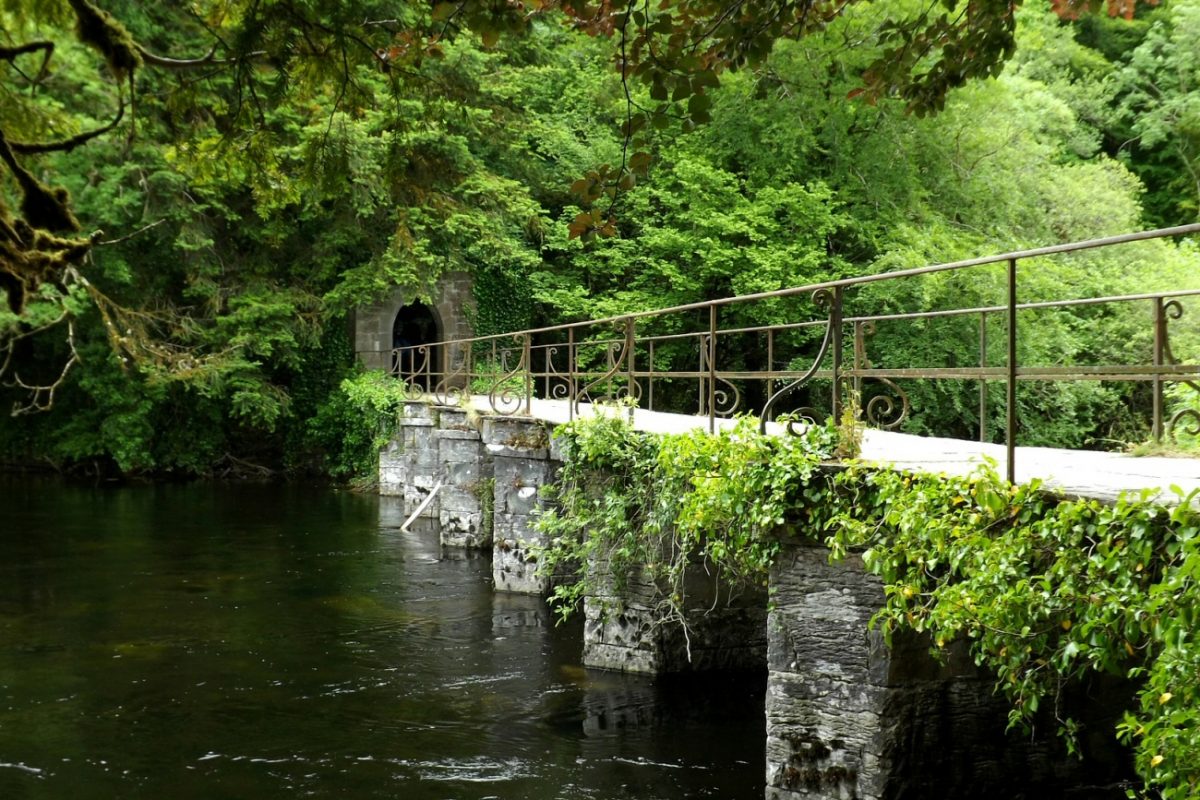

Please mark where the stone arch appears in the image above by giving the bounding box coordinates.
[391,300,441,385]
[352,271,476,377]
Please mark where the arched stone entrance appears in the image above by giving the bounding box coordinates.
[352,271,475,380]
[391,301,440,385]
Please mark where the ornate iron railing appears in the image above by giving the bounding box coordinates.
[371,223,1200,483]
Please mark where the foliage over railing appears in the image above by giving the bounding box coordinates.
[536,409,1199,798]
[380,224,1200,481]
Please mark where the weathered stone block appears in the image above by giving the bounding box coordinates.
[439,508,487,549]
[442,459,482,488]
[492,538,545,594]
[581,559,767,675]
[494,456,553,491]
[481,416,551,459]
[438,436,484,463]
[438,484,483,514]
[378,440,405,496]
[401,402,438,426]
[435,407,477,431]
[493,513,538,542]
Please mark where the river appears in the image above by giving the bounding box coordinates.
[0,479,764,799]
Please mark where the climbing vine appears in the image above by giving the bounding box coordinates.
[824,465,1200,799]
[534,412,836,626]
[536,409,1200,799]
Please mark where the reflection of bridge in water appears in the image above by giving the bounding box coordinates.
[376,223,1200,487]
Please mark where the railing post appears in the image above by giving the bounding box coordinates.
[491,340,498,389]
[765,329,775,422]
[1006,258,1018,484]
[852,321,866,398]
[648,341,656,412]
[568,328,576,422]
[524,334,533,414]
[979,310,988,443]
[626,318,636,420]
[1152,296,1166,442]
[830,287,844,424]
[708,305,718,434]
[463,341,473,400]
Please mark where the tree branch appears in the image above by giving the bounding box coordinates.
[0,40,54,85]
[95,218,166,246]
[135,43,267,69]
[8,320,79,417]
[8,100,126,154]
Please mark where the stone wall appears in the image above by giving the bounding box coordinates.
[381,404,562,584]
[581,560,767,675]
[765,540,1134,800]
[353,271,475,371]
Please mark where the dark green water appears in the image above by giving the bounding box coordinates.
[0,479,764,799]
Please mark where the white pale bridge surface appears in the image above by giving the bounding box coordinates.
[464,396,1200,504]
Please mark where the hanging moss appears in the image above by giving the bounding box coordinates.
[20,181,80,233]
[68,0,141,79]
[0,133,81,234]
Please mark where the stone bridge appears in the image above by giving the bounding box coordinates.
[379,396,1199,800]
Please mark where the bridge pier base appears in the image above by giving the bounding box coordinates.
[766,541,1133,800]
[582,559,767,675]
[434,408,492,549]
[482,416,559,594]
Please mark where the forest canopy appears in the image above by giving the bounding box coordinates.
[0,0,1198,477]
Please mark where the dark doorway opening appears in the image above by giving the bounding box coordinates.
[392,301,440,388]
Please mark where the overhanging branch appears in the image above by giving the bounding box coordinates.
[136,43,268,69]
[9,99,126,154]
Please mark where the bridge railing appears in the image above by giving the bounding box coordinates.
[370,223,1200,482]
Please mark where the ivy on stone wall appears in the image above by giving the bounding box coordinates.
[824,465,1200,799]
[534,412,837,626]
[537,409,1200,799]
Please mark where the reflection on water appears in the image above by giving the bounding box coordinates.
[0,479,764,799]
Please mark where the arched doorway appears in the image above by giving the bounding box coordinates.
[392,301,440,388]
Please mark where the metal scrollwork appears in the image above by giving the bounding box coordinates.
[394,346,430,401]
[863,378,910,430]
[545,345,573,401]
[760,288,838,434]
[853,320,910,431]
[1162,300,1200,443]
[1168,408,1200,443]
[488,334,529,415]
[712,378,742,417]
[433,342,471,407]
[574,319,634,415]
[779,406,823,436]
[698,332,743,418]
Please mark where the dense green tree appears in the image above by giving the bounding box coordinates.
[1,0,1196,477]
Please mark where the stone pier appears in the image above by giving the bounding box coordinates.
[581,560,767,674]
[435,407,491,549]
[378,397,1172,797]
[765,541,1133,800]
[481,416,559,594]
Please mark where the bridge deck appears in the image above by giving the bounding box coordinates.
[465,396,1200,504]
